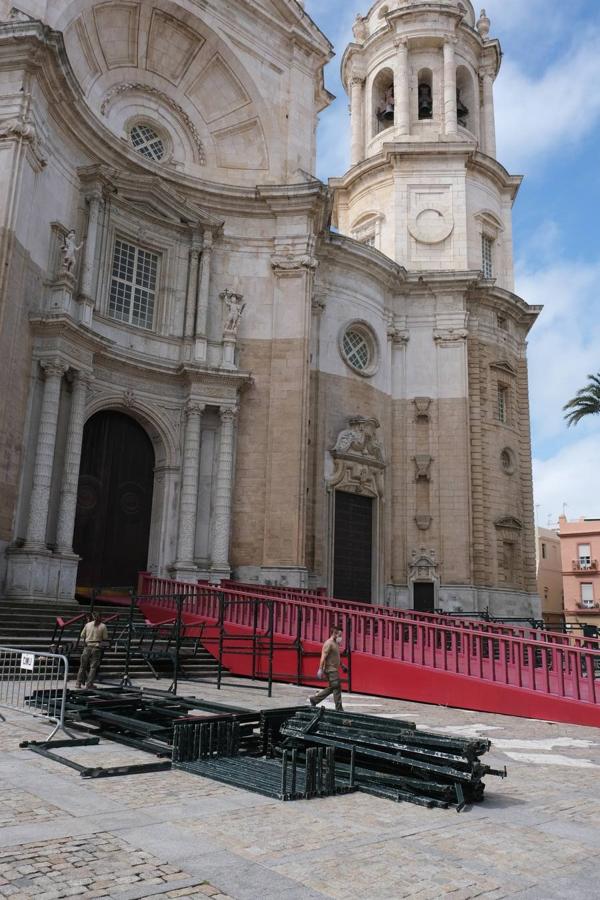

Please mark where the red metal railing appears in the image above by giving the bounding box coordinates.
[138,573,600,653]
[138,574,600,708]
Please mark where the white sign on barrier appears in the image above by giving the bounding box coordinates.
[20,653,35,671]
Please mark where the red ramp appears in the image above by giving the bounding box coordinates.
[138,575,600,728]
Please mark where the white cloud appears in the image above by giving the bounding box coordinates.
[533,435,600,525]
[495,34,600,170]
[517,258,600,445]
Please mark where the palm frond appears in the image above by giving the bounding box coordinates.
[563,372,600,426]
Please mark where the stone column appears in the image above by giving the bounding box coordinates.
[79,192,103,326]
[55,372,91,552]
[443,38,458,135]
[394,38,410,135]
[481,71,497,157]
[25,360,66,549]
[350,76,365,166]
[194,229,213,361]
[173,402,204,577]
[211,405,238,575]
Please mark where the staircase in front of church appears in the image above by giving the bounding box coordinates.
[0,597,219,683]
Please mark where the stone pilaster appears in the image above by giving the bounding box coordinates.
[25,359,67,549]
[172,401,204,580]
[394,38,410,135]
[183,244,201,340]
[55,372,91,552]
[481,71,496,157]
[443,38,458,135]
[211,405,237,577]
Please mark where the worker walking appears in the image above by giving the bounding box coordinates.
[309,624,347,711]
[76,612,109,689]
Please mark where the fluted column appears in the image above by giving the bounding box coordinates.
[211,405,238,572]
[197,231,213,330]
[80,193,102,300]
[443,38,458,135]
[481,71,496,157]
[183,244,201,339]
[394,38,410,135]
[25,360,66,548]
[350,76,365,166]
[174,402,205,569]
[55,372,91,553]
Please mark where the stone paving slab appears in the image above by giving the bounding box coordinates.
[1,676,599,898]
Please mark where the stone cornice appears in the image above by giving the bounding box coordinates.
[319,231,406,289]
[467,285,542,332]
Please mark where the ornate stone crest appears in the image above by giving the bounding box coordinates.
[327,416,385,498]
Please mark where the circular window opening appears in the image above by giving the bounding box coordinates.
[129,123,166,162]
[501,448,516,474]
[340,322,379,377]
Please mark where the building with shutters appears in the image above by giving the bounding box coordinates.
[558,517,600,629]
[0,0,540,616]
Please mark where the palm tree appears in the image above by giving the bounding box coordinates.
[563,373,600,426]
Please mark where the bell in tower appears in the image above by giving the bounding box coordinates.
[376,84,395,124]
[456,88,469,127]
[418,83,433,120]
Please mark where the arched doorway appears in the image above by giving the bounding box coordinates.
[73,411,155,588]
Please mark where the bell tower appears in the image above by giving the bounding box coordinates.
[332,2,518,288]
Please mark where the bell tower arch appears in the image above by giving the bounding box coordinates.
[332,2,518,287]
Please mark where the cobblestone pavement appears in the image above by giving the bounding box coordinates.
[1,676,600,899]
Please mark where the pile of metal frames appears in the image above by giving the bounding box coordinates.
[279,708,506,811]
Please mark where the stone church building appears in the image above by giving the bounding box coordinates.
[0,0,541,616]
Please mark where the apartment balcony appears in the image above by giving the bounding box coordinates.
[571,560,599,573]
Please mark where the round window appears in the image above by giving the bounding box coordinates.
[129,123,166,162]
[339,322,379,377]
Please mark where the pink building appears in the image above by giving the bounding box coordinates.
[558,516,600,626]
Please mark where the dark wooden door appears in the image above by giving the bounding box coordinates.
[333,491,373,603]
[73,411,155,589]
[413,582,435,612]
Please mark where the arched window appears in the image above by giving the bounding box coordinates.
[372,68,395,135]
[418,68,433,120]
[456,66,476,132]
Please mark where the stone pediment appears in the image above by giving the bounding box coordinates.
[331,416,385,468]
[494,516,522,531]
[114,176,223,231]
[490,360,517,378]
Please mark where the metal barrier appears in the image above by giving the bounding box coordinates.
[0,646,74,740]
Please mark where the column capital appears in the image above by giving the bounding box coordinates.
[394,36,408,50]
[350,74,365,87]
[40,358,67,379]
[444,35,458,48]
[202,229,214,250]
[219,405,238,424]
[184,400,206,419]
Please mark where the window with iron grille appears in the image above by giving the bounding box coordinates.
[482,234,494,278]
[343,328,371,371]
[108,238,158,330]
[497,385,508,423]
[129,123,165,162]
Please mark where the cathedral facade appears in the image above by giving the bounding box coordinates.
[0,0,541,616]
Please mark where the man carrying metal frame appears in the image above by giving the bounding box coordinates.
[76,613,109,689]
[309,625,347,711]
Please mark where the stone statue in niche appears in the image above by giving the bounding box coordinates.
[60,230,83,275]
[220,289,245,337]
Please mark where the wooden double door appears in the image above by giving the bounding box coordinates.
[73,411,155,589]
[333,491,373,603]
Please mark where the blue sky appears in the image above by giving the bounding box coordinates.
[305,0,600,528]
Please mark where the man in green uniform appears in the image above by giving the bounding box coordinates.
[309,624,347,711]
[76,613,109,689]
